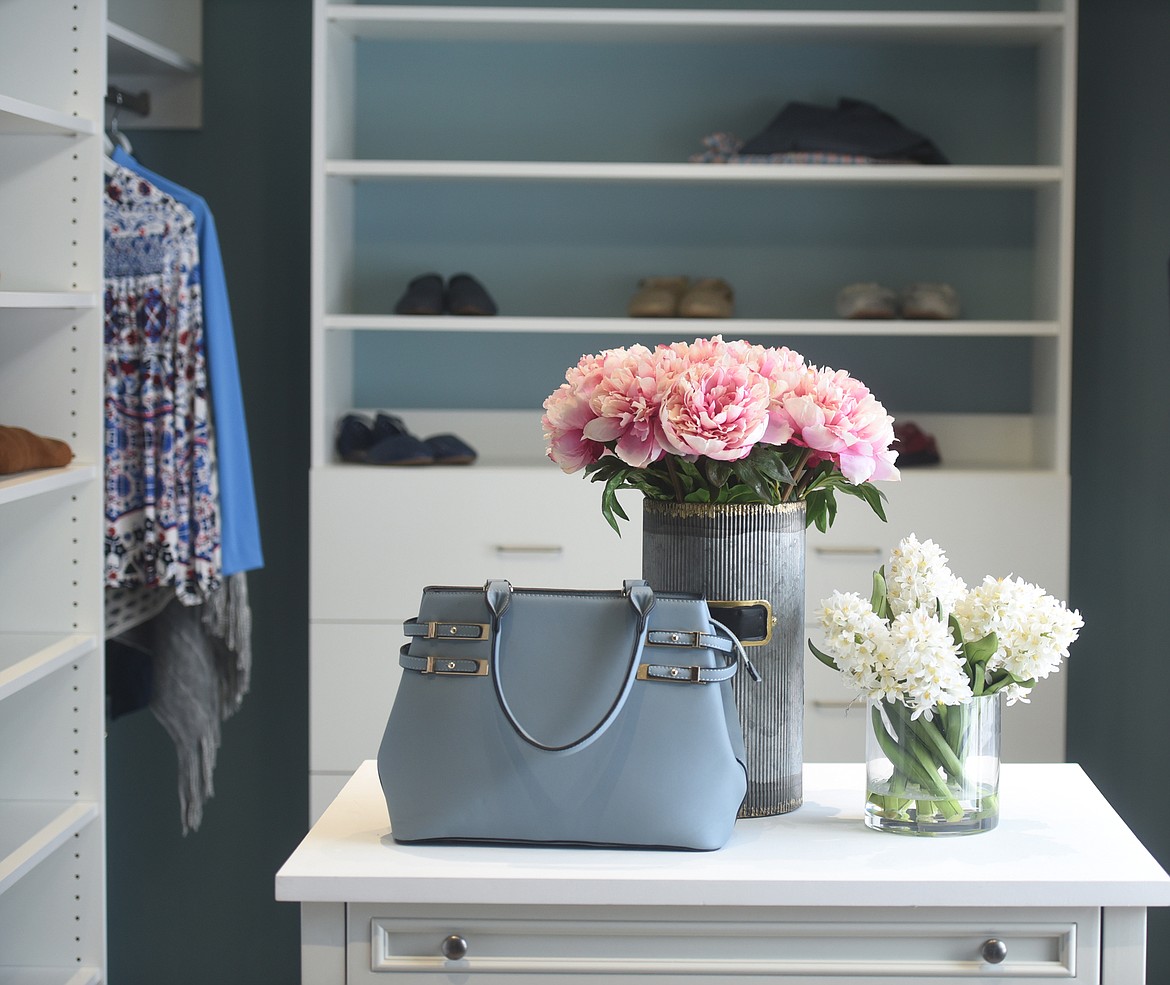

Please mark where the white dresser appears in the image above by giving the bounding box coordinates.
[278,761,1170,984]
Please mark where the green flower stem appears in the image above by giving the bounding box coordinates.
[909,714,969,787]
[870,706,963,819]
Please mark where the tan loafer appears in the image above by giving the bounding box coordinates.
[678,277,734,318]
[628,276,689,317]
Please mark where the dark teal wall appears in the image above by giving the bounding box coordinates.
[1068,0,1170,978]
[104,1,311,982]
[103,0,1170,981]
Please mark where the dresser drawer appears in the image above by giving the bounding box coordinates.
[347,904,1095,983]
[310,621,402,776]
[311,467,642,622]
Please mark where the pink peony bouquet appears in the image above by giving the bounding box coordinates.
[542,336,900,532]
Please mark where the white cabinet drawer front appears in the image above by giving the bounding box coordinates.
[311,468,641,621]
[349,905,1093,983]
[805,470,1070,611]
[310,622,401,773]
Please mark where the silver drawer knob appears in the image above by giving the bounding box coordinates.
[981,938,1008,964]
[441,934,468,961]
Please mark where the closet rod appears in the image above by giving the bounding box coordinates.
[105,85,150,118]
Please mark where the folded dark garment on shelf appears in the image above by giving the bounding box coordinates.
[739,98,949,165]
[688,131,903,165]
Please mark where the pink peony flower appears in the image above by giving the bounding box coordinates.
[541,348,631,473]
[781,367,900,484]
[659,354,771,461]
[542,383,603,473]
[581,344,682,468]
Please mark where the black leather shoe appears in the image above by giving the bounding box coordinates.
[445,273,497,316]
[394,273,444,315]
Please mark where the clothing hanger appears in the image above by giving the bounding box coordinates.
[106,88,135,157]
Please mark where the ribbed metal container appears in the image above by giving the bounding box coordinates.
[641,499,806,816]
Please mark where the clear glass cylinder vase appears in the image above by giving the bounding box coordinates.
[865,693,1001,836]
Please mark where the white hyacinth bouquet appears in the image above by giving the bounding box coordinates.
[810,535,1083,825]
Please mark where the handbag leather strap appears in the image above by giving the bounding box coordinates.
[484,579,655,754]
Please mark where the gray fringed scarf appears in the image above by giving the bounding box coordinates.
[110,572,252,832]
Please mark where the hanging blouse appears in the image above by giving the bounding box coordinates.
[104,164,220,604]
[111,146,264,576]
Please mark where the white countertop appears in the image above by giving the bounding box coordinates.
[276,761,1170,910]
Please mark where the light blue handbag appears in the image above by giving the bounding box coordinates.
[378,580,751,851]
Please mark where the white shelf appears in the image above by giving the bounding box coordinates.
[106,20,200,76]
[327,6,1066,44]
[0,463,99,508]
[0,968,101,985]
[0,96,97,137]
[0,634,97,704]
[0,800,99,897]
[326,159,1064,186]
[0,291,100,310]
[324,314,1060,338]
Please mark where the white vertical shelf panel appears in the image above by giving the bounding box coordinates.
[0,0,107,979]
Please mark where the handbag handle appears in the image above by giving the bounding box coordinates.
[484,579,655,754]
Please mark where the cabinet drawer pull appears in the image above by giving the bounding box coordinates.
[981,938,1008,964]
[813,546,883,558]
[493,544,564,556]
[441,934,468,961]
[811,700,855,710]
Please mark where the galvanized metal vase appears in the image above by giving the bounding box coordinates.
[641,499,806,817]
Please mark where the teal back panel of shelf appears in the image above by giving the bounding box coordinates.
[351,330,1033,414]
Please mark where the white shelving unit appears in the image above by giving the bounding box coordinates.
[107,0,203,130]
[0,0,106,980]
[308,1,1077,820]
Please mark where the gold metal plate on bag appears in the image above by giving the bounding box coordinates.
[706,599,775,647]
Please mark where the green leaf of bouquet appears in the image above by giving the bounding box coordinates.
[808,639,840,671]
[948,614,966,648]
[752,446,795,486]
[963,632,999,666]
[870,570,889,619]
[684,488,711,503]
[600,471,633,535]
[729,460,773,502]
[702,458,733,489]
[805,491,830,532]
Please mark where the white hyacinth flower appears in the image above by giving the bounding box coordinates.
[885,533,967,618]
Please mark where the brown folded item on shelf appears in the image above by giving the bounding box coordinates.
[0,425,73,475]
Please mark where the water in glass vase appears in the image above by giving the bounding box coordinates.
[865,693,1001,836]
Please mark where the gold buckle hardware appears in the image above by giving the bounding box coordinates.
[706,599,775,647]
[635,663,704,683]
[425,622,489,641]
[648,630,703,648]
[423,655,489,676]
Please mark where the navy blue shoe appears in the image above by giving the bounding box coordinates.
[423,433,477,465]
[394,273,444,315]
[445,273,497,316]
[368,414,434,466]
[335,414,375,463]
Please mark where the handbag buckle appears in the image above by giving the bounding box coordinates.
[425,621,489,641]
[648,630,704,648]
[424,655,489,676]
[635,663,706,684]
